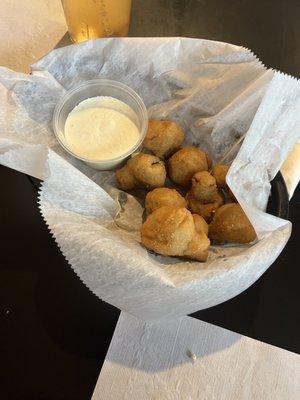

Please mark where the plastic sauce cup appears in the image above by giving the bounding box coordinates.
[53,79,148,170]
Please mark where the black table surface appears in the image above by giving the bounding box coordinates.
[1,1,300,399]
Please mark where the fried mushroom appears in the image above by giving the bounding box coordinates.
[192,214,209,235]
[212,164,230,190]
[209,203,256,244]
[168,146,208,186]
[116,153,166,191]
[186,171,224,222]
[145,187,187,215]
[143,120,184,159]
[186,191,223,223]
[141,206,210,261]
[190,171,219,203]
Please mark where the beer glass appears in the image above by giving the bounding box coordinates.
[61,0,132,43]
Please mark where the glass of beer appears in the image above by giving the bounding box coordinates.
[61,0,132,43]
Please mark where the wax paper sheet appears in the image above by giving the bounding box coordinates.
[0,38,299,321]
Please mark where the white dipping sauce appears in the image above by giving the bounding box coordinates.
[64,96,140,161]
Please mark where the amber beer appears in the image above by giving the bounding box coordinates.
[61,0,132,43]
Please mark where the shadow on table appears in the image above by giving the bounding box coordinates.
[105,313,240,373]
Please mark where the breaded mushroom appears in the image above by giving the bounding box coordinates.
[186,191,224,223]
[145,187,187,215]
[209,203,256,244]
[212,164,236,200]
[141,206,210,261]
[186,171,224,222]
[190,171,219,203]
[192,214,209,235]
[115,157,138,191]
[143,120,184,159]
[116,153,166,191]
[168,146,208,186]
[212,164,230,190]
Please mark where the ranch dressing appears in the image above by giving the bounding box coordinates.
[64,96,140,161]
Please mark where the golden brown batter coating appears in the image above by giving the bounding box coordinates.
[186,191,224,223]
[143,120,185,159]
[168,146,208,186]
[145,188,187,215]
[141,206,210,261]
[115,164,138,191]
[186,170,224,222]
[190,171,219,203]
[209,203,256,244]
[116,153,166,191]
[212,164,237,200]
[184,231,210,262]
[192,214,209,235]
[212,164,230,190]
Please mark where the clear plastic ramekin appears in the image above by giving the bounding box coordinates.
[53,79,148,170]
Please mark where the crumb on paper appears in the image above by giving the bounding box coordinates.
[186,349,197,362]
